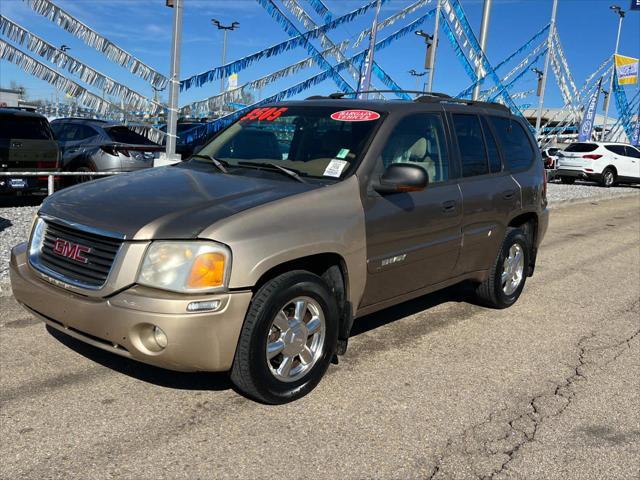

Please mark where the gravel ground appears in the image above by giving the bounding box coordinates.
[1,181,638,289]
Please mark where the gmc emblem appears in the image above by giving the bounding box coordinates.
[52,238,91,264]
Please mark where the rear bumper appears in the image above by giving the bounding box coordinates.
[10,242,252,372]
[556,168,601,182]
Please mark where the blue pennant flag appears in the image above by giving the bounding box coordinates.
[578,78,602,142]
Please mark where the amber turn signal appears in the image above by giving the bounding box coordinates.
[187,252,226,289]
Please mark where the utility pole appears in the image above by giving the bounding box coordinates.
[166,0,183,159]
[472,0,492,100]
[358,0,383,98]
[601,4,625,141]
[211,19,240,95]
[54,44,70,118]
[426,0,442,93]
[535,0,559,141]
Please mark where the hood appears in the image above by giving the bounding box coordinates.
[39,165,317,239]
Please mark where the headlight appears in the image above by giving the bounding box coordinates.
[138,241,231,293]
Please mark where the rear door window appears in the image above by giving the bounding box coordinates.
[624,146,640,158]
[452,114,488,177]
[489,117,535,171]
[0,116,52,140]
[604,145,627,156]
[564,143,598,153]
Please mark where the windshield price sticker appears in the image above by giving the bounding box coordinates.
[323,159,348,178]
[240,107,288,122]
[330,110,380,122]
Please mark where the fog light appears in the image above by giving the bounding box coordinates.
[187,300,221,312]
[153,326,168,349]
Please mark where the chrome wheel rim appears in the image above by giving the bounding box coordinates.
[604,171,614,186]
[501,243,524,295]
[266,296,326,383]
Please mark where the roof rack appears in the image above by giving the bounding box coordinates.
[415,95,510,113]
[1,106,37,113]
[305,90,451,100]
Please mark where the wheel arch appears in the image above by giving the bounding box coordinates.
[508,212,539,276]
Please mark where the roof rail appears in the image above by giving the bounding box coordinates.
[415,95,510,113]
[308,90,452,99]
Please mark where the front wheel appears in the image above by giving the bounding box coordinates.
[475,228,529,309]
[230,271,338,404]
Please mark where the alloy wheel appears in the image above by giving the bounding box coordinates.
[501,243,525,295]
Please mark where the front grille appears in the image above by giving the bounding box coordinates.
[38,220,123,288]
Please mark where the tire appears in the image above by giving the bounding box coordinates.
[600,168,616,188]
[230,271,339,404]
[475,227,530,309]
[560,176,575,185]
[74,165,95,184]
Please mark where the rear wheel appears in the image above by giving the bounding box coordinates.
[560,176,575,185]
[74,165,95,184]
[475,228,529,309]
[600,168,616,188]
[230,271,338,404]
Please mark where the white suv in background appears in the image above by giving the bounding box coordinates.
[556,142,640,187]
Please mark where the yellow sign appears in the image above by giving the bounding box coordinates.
[614,54,639,85]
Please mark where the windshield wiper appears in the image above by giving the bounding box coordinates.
[237,161,308,184]
[190,154,230,174]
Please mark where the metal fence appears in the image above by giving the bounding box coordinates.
[0,172,123,196]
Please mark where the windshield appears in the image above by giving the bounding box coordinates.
[196,106,383,179]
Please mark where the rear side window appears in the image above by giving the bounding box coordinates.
[452,114,488,177]
[624,146,640,158]
[0,116,52,140]
[481,117,502,173]
[604,145,627,156]
[565,143,598,153]
[489,117,535,171]
[105,126,156,145]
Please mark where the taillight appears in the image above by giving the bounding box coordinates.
[36,160,57,169]
[582,154,602,160]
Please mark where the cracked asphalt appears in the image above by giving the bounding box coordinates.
[1,196,639,480]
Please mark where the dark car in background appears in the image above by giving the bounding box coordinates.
[159,121,210,159]
[50,118,163,183]
[0,107,60,195]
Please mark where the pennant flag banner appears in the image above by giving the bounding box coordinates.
[181,0,387,92]
[257,0,355,93]
[578,78,602,142]
[487,47,548,102]
[614,54,639,85]
[612,71,636,140]
[631,104,639,146]
[21,0,167,89]
[305,0,332,22]
[353,0,432,48]
[0,16,160,113]
[283,0,318,33]
[0,39,120,114]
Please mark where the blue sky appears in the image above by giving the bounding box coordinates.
[1,0,639,113]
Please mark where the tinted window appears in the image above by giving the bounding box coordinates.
[604,145,627,156]
[452,114,488,177]
[0,116,52,140]
[381,113,449,183]
[106,126,156,145]
[489,117,535,171]
[481,117,502,173]
[624,146,640,158]
[565,143,598,153]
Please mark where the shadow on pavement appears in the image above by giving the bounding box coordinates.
[0,217,11,233]
[46,325,232,391]
[0,195,46,208]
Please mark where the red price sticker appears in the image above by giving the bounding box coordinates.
[240,107,288,121]
[330,109,381,122]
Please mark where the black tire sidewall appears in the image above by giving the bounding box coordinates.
[494,230,529,307]
[601,168,615,188]
[244,274,338,403]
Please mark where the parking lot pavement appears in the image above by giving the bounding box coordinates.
[1,196,639,480]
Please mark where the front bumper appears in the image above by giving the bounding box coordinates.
[10,243,252,372]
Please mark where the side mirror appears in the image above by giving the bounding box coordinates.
[373,163,428,194]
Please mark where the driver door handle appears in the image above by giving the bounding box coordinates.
[502,189,516,200]
[441,200,457,213]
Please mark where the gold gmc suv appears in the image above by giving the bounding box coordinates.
[10,95,549,403]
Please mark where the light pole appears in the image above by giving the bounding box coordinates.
[425,0,442,93]
[415,30,433,84]
[165,0,183,159]
[211,19,240,95]
[535,0,559,141]
[55,44,70,118]
[409,69,427,94]
[601,4,625,141]
[472,0,492,101]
